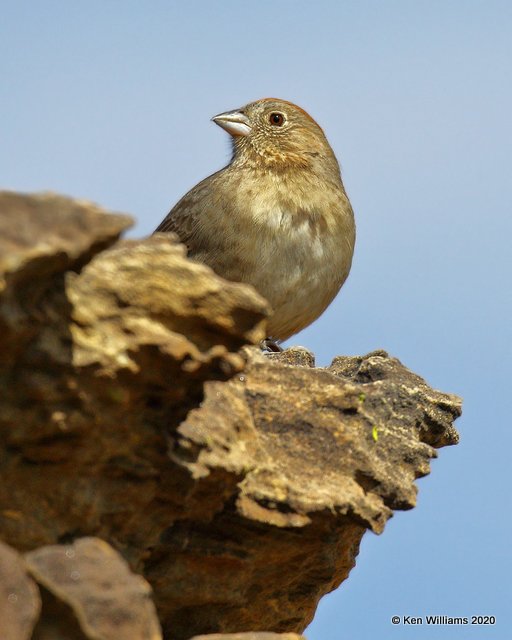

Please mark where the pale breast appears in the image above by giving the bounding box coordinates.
[257,214,353,338]
[180,168,355,341]
[225,182,355,339]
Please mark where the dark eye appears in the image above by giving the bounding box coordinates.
[269,112,284,126]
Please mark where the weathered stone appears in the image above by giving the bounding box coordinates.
[0,191,133,368]
[0,541,41,640]
[151,347,460,637]
[265,345,316,367]
[25,538,162,640]
[0,192,461,640]
[190,634,305,640]
[330,350,460,448]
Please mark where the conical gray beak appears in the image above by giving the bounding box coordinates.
[211,110,251,137]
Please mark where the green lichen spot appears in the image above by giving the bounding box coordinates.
[372,426,379,442]
[358,393,366,403]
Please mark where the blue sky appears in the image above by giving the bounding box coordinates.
[2,1,511,638]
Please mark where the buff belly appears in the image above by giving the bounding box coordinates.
[214,210,352,341]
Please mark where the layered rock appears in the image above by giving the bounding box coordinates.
[0,192,461,639]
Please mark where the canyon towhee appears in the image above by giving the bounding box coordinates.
[155,98,355,345]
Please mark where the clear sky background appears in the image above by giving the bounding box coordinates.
[2,1,511,638]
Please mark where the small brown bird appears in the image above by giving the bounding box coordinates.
[155,98,355,345]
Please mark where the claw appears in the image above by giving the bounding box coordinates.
[260,338,283,353]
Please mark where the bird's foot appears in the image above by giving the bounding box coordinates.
[260,338,283,353]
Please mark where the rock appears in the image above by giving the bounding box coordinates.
[0,191,133,369]
[0,541,41,640]
[190,634,305,640]
[0,192,461,639]
[25,537,162,640]
[153,347,460,638]
[0,537,163,640]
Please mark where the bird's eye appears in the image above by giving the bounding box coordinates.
[269,112,284,126]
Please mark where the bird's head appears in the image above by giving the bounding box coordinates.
[212,98,340,175]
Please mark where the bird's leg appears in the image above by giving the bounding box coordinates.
[260,338,283,353]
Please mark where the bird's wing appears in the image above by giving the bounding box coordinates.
[153,180,211,250]
[154,171,226,251]
[154,211,178,233]
[155,205,200,254]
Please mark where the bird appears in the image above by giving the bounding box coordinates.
[155,97,355,348]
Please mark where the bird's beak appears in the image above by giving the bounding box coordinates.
[211,110,251,137]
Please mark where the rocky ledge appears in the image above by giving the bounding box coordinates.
[0,192,461,640]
